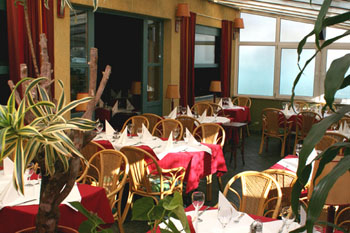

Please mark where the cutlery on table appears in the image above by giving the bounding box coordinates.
[192,206,210,222]
[234,212,245,223]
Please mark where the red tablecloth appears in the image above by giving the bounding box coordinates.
[224,107,251,123]
[0,184,114,233]
[96,140,227,193]
[269,154,298,172]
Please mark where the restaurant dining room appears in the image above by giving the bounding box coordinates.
[1,0,350,232]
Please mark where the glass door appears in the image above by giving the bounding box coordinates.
[142,19,163,115]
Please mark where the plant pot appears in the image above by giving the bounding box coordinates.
[15,225,78,233]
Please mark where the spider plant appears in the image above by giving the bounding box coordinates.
[291,0,350,232]
[0,77,95,194]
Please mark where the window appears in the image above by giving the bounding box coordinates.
[235,12,350,102]
[194,25,220,97]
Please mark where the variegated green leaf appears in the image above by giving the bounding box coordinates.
[51,141,71,157]
[54,97,93,120]
[0,127,10,158]
[17,126,44,139]
[7,78,32,114]
[38,86,53,115]
[24,140,41,166]
[56,80,65,111]
[24,77,46,96]
[13,138,25,194]
[67,118,96,130]
[44,145,56,176]
[54,132,84,159]
[1,142,16,160]
[42,124,79,134]
[26,91,46,119]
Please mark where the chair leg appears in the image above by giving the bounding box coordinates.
[293,136,298,155]
[217,176,223,192]
[281,137,287,157]
[121,191,134,223]
[246,124,250,137]
[206,175,212,201]
[259,133,265,154]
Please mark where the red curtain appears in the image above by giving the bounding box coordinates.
[180,12,196,107]
[220,20,233,97]
[7,0,54,93]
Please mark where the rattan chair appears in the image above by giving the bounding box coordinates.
[337,115,350,130]
[121,115,149,134]
[223,171,282,219]
[232,96,252,108]
[120,146,185,223]
[175,115,200,138]
[259,108,292,157]
[263,169,297,212]
[152,118,183,139]
[208,103,226,117]
[293,111,322,154]
[76,141,105,183]
[191,102,213,116]
[232,96,252,136]
[293,101,309,111]
[142,113,163,133]
[80,149,129,233]
[193,123,225,201]
[315,135,338,152]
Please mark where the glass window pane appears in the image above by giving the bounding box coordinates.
[326,27,350,43]
[71,67,89,101]
[279,49,315,96]
[148,20,161,63]
[70,11,88,64]
[195,34,216,64]
[147,66,160,101]
[327,49,350,99]
[238,46,275,96]
[240,13,276,42]
[280,20,314,42]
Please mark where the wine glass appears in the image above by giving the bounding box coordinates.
[24,163,35,186]
[281,206,296,232]
[127,123,134,138]
[192,191,205,222]
[181,106,187,115]
[217,206,233,232]
[213,107,219,120]
[137,127,143,142]
[173,128,180,143]
[95,120,104,134]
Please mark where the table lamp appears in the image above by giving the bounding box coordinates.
[308,156,350,233]
[166,84,180,110]
[131,81,141,95]
[209,81,221,103]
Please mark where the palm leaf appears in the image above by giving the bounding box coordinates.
[56,80,66,111]
[37,85,53,115]
[53,97,93,120]
[54,132,85,159]
[13,138,25,193]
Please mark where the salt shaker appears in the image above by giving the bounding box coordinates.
[250,219,263,233]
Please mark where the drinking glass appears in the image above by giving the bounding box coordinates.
[217,206,233,232]
[281,206,295,232]
[192,191,205,222]
[173,128,180,142]
[24,163,35,186]
[127,123,134,138]
[213,107,219,120]
[137,127,143,142]
[181,106,187,115]
[95,121,104,134]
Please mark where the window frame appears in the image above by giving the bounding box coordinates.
[234,11,350,103]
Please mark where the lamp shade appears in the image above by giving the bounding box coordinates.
[166,84,180,99]
[308,156,350,205]
[131,81,141,95]
[234,18,244,29]
[75,92,89,112]
[176,3,190,17]
[209,81,221,92]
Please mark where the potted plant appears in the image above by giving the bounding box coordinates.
[291,0,350,232]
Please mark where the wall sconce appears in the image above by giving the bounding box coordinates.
[131,81,141,95]
[175,3,190,33]
[166,84,180,110]
[209,81,221,103]
[75,93,89,112]
[233,18,244,39]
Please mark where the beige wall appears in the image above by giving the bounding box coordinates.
[53,0,238,114]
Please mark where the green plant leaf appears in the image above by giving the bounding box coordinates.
[78,220,96,233]
[339,74,350,89]
[132,197,156,221]
[13,138,25,193]
[314,0,331,48]
[53,97,93,121]
[305,156,350,232]
[70,201,106,226]
[56,80,65,111]
[324,54,350,104]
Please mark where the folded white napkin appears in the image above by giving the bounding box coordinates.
[164,131,174,151]
[168,107,177,119]
[142,123,153,140]
[218,98,223,107]
[228,99,234,108]
[187,129,200,146]
[112,100,119,117]
[105,120,115,137]
[117,128,128,144]
[198,109,207,122]
[3,157,14,177]
[218,191,237,217]
[126,99,135,111]
[187,105,193,117]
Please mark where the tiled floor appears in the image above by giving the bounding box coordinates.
[119,133,289,233]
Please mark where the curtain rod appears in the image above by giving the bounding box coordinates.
[196,13,223,21]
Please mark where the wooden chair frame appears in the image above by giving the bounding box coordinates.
[223,171,282,219]
[142,113,163,133]
[191,102,213,116]
[152,118,183,139]
[175,115,200,138]
[121,115,149,134]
